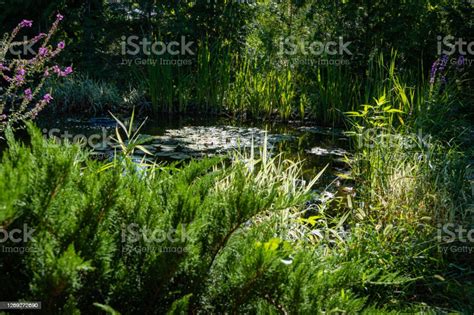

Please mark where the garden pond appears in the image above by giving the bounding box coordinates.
[29,114,354,191]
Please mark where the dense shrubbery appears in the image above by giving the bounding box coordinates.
[0,124,472,314]
[1,0,471,123]
[0,1,472,314]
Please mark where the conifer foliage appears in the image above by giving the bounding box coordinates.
[0,125,471,314]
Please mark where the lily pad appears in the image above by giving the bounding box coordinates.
[306,147,348,157]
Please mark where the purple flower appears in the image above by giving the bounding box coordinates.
[44,69,50,77]
[54,66,74,77]
[56,13,64,21]
[52,65,61,74]
[0,63,7,71]
[17,68,26,76]
[39,47,49,56]
[57,41,65,49]
[430,60,438,84]
[32,33,47,42]
[24,88,33,101]
[0,114,6,121]
[43,93,53,103]
[15,75,25,85]
[19,20,33,28]
[63,66,73,75]
[438,54,449,72]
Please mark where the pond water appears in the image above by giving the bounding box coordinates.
[30,114,352,189]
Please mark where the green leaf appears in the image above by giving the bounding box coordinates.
[94,303,121,315]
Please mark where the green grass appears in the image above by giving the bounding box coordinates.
[341,58,473,312]
[145,56,174,113]
[141,38,233,114]
[225,54,296,120]
[47,74,124,115]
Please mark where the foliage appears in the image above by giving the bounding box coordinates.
[343,53,473,311]
[0,14,70,132]
[226,54,295,120]
[0,1,473,313]
[46,74,126,115]
[0,124,472,313]
[1,0,470,123]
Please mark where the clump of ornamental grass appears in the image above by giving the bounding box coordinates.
[0,13,71,133]
[346,56,470,225]
[338,52,474,309]
[46,74,123,114]
[342,60,473,311]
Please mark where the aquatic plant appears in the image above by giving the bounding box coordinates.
[226,54,296,120]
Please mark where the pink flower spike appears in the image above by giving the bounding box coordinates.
[44,69,50,77]
[33,33,47,42]
[15,75,25,86]
[52,65,61,74]
[39,47,49,56]
[19,20,33,28]
[57,41,65,49]
[64,66,73,75]
[24,88,33,101]
[56,13,64,21]
[43,93,53,103]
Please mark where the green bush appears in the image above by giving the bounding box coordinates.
[0,124,472,314]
